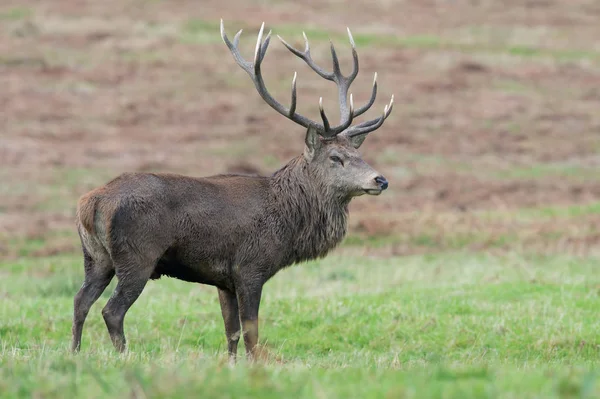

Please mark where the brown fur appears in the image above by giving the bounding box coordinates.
[76,191,98,235]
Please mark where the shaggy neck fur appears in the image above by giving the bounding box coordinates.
[268,156,350,266]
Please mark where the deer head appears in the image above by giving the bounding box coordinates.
[221,21,393,198]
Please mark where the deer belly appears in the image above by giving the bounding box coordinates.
[152,250,232,290]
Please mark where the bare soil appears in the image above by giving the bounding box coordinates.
[1,0,599,259]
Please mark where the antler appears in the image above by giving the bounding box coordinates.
[344,93,394,138]
[221,20,393,138]
[221,20,321,131]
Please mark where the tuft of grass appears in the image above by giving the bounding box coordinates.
[493,165,600,182]
[0,7,32,20]
[535,202,600,218]
[493,79,532,94]
[180,19,221,44]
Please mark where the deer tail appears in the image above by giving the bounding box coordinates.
[77,192,98,235]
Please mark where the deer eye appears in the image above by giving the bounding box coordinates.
[329,155,343,165]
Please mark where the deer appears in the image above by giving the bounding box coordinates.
[71,20,394,361]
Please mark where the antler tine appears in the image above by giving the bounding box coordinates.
[319,97,330,132]
[253,22,265,66]
[289,71,297,116]
[353,72,378,118]
[302,31,310,52]
[221,19,252,74]
[345,94,394,137]
[257,29,272,67]
[221,20,323,132]
[233,29,243,47]
[329,40,341,77]
[277,33,333,81]
[347,28,359,83]
[252,22,273,70]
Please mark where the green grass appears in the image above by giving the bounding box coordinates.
[0,7,32,20]
[512,201,600,220]
[182,18,600,64]
[494,165,600,182]
[1,252,599,397]
[493,79,533,94]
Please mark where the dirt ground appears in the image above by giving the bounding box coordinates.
[1,0,599,259]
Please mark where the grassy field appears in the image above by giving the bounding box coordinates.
[1,0,600,397]
[1,247,600,398]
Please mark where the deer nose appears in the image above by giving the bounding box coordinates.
[374,175,388,190]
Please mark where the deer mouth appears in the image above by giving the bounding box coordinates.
[364,188,383,196]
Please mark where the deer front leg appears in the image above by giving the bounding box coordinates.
[218,288,240,362]
[236,283,263,360]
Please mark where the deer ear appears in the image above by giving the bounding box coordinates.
[345,132,368,149]
[303,126,322,161]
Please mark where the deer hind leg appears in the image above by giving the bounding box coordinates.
[72,247,114,353]
[101,255,154,353]
[218,288,241,362]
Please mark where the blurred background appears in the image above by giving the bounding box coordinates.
[1,0,600,260]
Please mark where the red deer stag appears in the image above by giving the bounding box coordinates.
[72,20,393,360]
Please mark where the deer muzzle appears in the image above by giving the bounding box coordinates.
[374,175,388,191]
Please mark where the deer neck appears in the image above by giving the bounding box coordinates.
[269,156,349,263]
